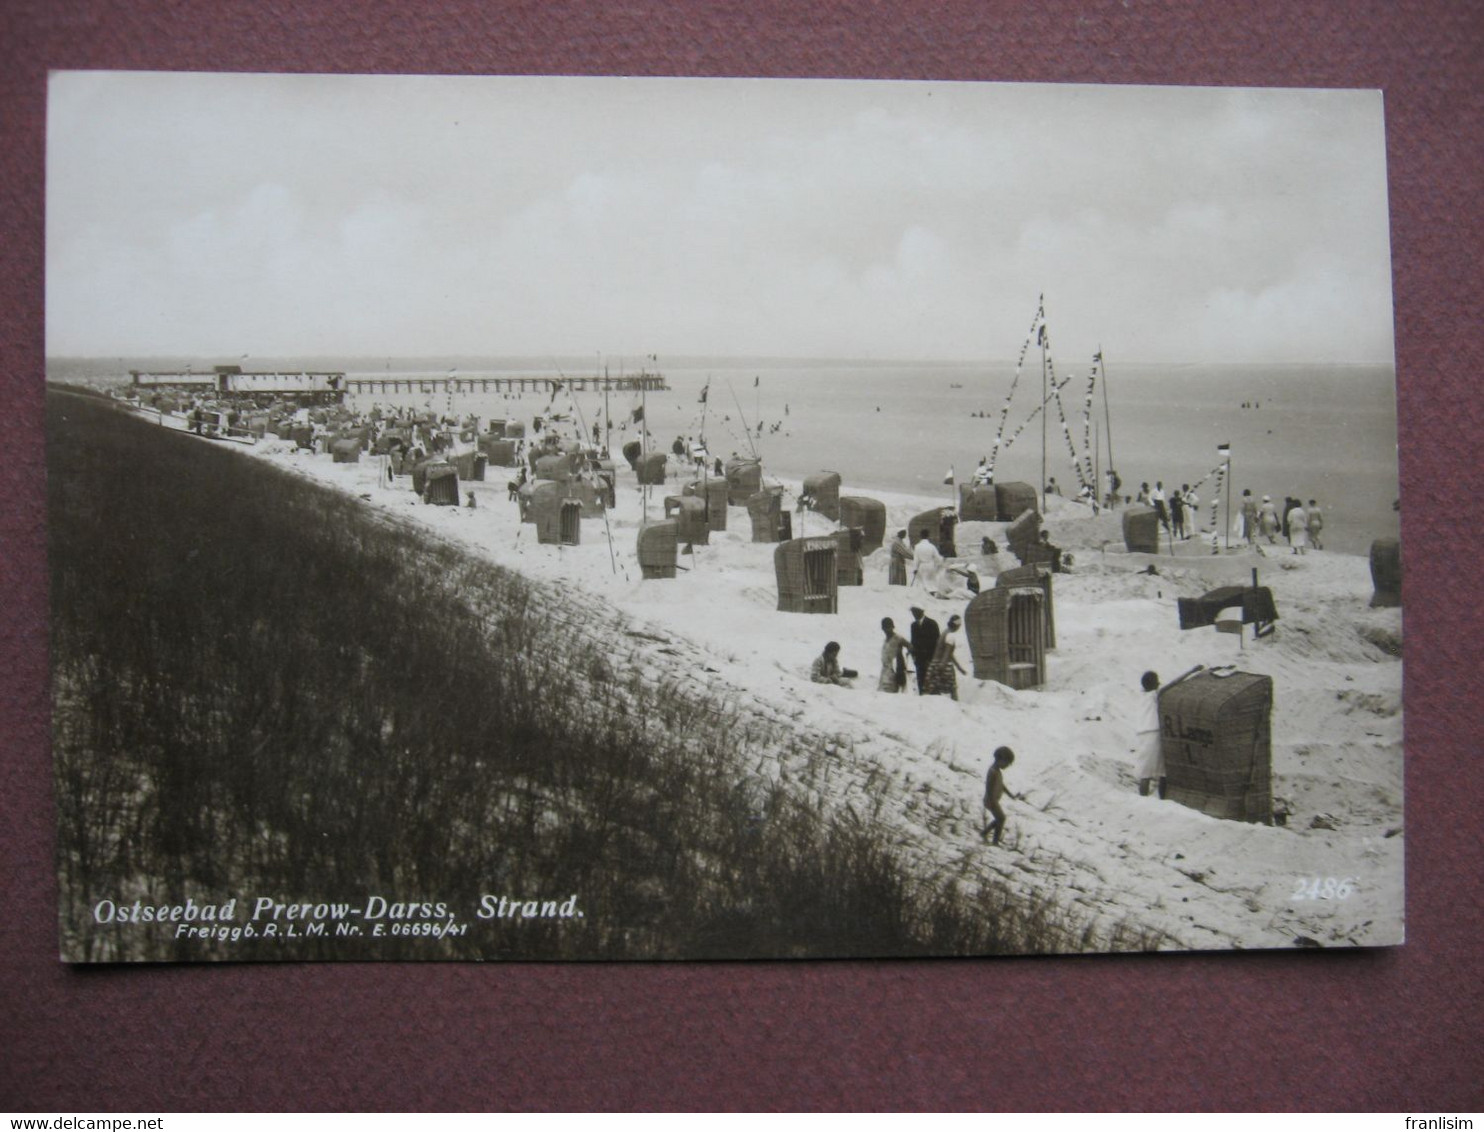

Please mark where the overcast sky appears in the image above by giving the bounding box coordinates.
[46,72,1395,365]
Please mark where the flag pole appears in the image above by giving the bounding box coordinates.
[641,358,650,525]
[1225,448,1233,552]
[1100,346,1115,503]
[1217,442,1232,552]
[1040,318,1048,515]
[1094,426,1100,513]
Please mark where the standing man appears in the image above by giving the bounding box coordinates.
[908,606,940,696]
[1241,489,1259,545]
[1151,481,1169,530]
[1306,500,1324,550]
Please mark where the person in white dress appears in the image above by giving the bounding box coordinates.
[1136,665,1204,798]
[912,528,945,596]
[1287,501,1309,554]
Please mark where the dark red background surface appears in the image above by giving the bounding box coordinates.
[3,1,1481,1112]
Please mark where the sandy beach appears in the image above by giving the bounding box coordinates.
[194,413,1405,953]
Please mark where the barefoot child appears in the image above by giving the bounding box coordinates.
[981,746,1021,845]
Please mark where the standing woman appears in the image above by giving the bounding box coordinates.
[887,529,913,587]
[877,617,911,692]
[1258,495,1280,544]
[1287,499,1309,555]
[925,614,969,700]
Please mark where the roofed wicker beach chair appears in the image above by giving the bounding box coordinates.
[1121,505,1161,553]
[995,563,1056,649]
[637,521,679,579]
[838,496,886,555]
[535,452,581,483]
[420,462,460,506]
[564,477,608,518]
[834,527,864,586]
[774,536,839,614]
[410,458,439,496]
[994,481,1038,523]
[661,494,708,545]
[1369,538,1401,608]
[636,452,668,485]
[592,462,618,509]
[965,585,1047,689]
[1159,669,1274,823]
[1004,508,1042,560]
[801,471,842,521]
[747,487,792,544]
[724,457,763,505]
[684,478,730,531]
[532,482,582,545]
[375,428,413,455]
[451,450,487,482]
[958,482,998,522]
[909,507,958,558]
[480,438,518,467]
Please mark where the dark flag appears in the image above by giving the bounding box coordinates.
[631,406,644,423]
[699,384,709,404]
[753,375,759,387]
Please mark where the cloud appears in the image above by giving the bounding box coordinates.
[46,74,1395,364]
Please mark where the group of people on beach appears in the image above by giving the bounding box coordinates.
[885,527,987,600]
[1235,491,1323,553]
[1130,480,1204,540]
[809,611,1017,847]
[1123,478,1325,555]
[809,605,969,701]
[977,663,1204,850]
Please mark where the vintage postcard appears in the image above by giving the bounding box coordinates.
[46,73,1402,961]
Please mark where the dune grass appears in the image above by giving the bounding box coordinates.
[49,390,1153,961]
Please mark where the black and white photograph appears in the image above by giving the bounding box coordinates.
[46,72,1403,962]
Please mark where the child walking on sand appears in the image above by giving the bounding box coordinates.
[981,746,1021,845]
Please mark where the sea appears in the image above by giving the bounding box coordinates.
[52,355,1402,557]
[337,357,1400,557]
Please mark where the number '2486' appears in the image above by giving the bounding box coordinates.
[1291,876,1358,901]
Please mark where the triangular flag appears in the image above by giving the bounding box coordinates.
[943,467,955,485]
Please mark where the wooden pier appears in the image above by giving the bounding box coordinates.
[129,368,667,398]
[342,372,667,396]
